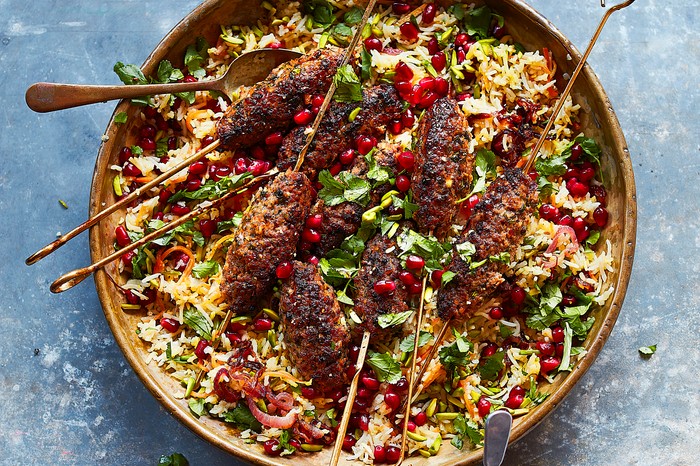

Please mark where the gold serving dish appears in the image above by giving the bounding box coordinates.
[89,1,636,464]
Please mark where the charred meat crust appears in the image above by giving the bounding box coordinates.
[279,261,350,393]
[437,168,537,321]
[217,48,344,150]
[221,171,314,315]
[277,84,403,178]
[352,234,409,339]
[412,97,474,239]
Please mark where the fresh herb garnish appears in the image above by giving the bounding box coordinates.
[399,331,434,353]
[438,330,473,375]
[451,414,483,450]
[114,62,147,85]
[183,306,213,340]
[168,173,252,203]
[468,149,497,197]
[477,351,504,381]
[318,169,371,206]
[222,404,262,432]
[304,0,335,28]
[184,37,209,79]
[192,260,221,279]
[377,310,413,329]
[158,452,189,466]
[638,345,657,357]
[366,351,402,383]
[148,219,205,248]
[332,64,363,103]
[463,5,493,40]
[396,228,452,272]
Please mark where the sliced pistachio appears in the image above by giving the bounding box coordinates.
[428,436,442,455]
[348,107,362,122]
[418,449,432,458]
[113,175,123,197]
[406,431,427,442]
[300,444,323,452]
[120,303,141,311]
[184,377,195,398]
[435,412,459,421]
[425,398,438,417]
[262,308,280,321]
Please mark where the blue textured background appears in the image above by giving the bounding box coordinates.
[1,1,697,465]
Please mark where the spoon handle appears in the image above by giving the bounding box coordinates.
[483,410,513,466]
[25,80,219,113]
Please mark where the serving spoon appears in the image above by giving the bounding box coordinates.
[25,48,302,113]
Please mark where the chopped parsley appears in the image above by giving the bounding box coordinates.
[366,351,402,384]
[332,65,363,103]
[638,345,657,357]
[318,169,371,206]
[183,306,213,341]
[377,310,413,329]
[438,330,473,375]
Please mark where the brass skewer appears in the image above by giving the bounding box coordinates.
[26,139,221,266]
[410,0,637,403]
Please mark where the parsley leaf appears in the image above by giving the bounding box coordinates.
[563,135,602,167]
[188,397,207,417]
[464,6,492,40]
[343,7,363,25]
[535,153,570,177]
[184,37,209,79]
[183,307,213,340]
[451,414,483,450]
[468,149,497,196]
[192,260,220,279]
[217,212,244,234]
[477,352,504,381]
[318,169,371,206]
[158,453,189,466]
[304,0,335,27]
[365,151,393,185]
[168,173,252,203]
[360,46,372,81]
[148,220,204,248]
[114,62,147,85]
[333,64,363,103]
[156,60,185,84]
[438,331,472,375]
[366,352,402,384]
[222,404,262,432]
[399,331,434,353]
[391,194,419,220]
[114,112,128,124]
[396,228,452,272]
[378,310,413,329]
[638,345,657,357]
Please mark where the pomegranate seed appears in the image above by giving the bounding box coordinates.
[419,77,436,91]
[401,109,415,128]
[355,135,377,155]
[250,145,265,160]
[340,149,356,165]
[409,282,423,294]
[431,51,447,72]
[302,228,321,243]
[234,158,249,174]
[183,75,197,83]
[265,132,284,146]
[288,439,301,449]
[199,219,217,238]
[358,413,370,431]
[391,376,409,394]
[268,40,284,49]
[311,94,325,108]
[142,106,158,118]
[434,77,449,96]
[540,356,561,373]
[276,261,294,279]
[384,392,401,410]
[301,386,316,398]
[422,3,436,24]
[160,318,180,333]
[567,178,589,197]
[119,147,133,164]
[482,343,498,358]
[579,167,595,182]
[374,445,387,462]
[214,165,232,180]
[186,179,202,191]
[308,255,319,266]
[392,2,411,14]
[405,255,425,270]
[558,215,573,227]
[394,62,414,82]
[492,23,506,39]
[139,137,156,151]
[489,306,503,320]
[385,445,402,463]
[563,294,577,308]
[139,124,156,139]
[364,37,383,52]
[511,386,526,397]
[121,250,136,266]
[539,203,560,221]
[576,225,590,242]
[395,80,413,96]
[427,37,440,55]
[195,340,211,360]
[397,150,416,171]
[555,343,565,358]
[398,271,418,286]
[228,320,247,332]
[330,389,345,403]
[396,174,411,192]
[590,185,607,206]
[505,394,524,409]
[456,49,466,64]
[414,411,428,426]
[173,252,190,272]
[253,318,273,331]
[122,162,142,177]
[570,143,583,161]
[476,397,491,418]
[510,286,526,305]
[430,269,445,288]
[350,345,360,362]
[563,167,580,180]
[171,202,190,216]
[305,215,323,230]
[329,162,342,176]
[419,91,439,109]
[374,280,396,295]
[264,439,281,456]
[294,109,313,125]
[342,435,357,452]
[455,33,469,47]
[165,137,177,151]
[389,120,403,135]
[551,327,565,343]
[115,225,131,247]
[361,374,381,391]
[536,341,555,356]
[573,217,586,233]
[249,160,271,176]
[593,207,609,227]
[407,420,417,432]
[124,289,139,305]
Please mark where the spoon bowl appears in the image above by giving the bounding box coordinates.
[25,48,302,113]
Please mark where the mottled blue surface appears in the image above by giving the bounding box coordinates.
[1,1,697,465]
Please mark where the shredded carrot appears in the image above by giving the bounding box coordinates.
[263,370,312,387]
[190,390,210,399]
[134,176,156,184]
[421,365,446,390]
[154,245,195,281]
[460,380,478,419]
[205,233,237,261]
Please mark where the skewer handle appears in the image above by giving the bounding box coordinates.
[329,331,371,466]
[26,81,219,113]
[25,140,221,266]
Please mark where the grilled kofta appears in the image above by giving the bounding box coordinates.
[352,233,409,339]
[221,170,313,315]
[412,97,474,239]
[277,84,403,178]
[437,168,537,321]
[279,261,350,393]
[308,143,400,257]
[217,48,343,150]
